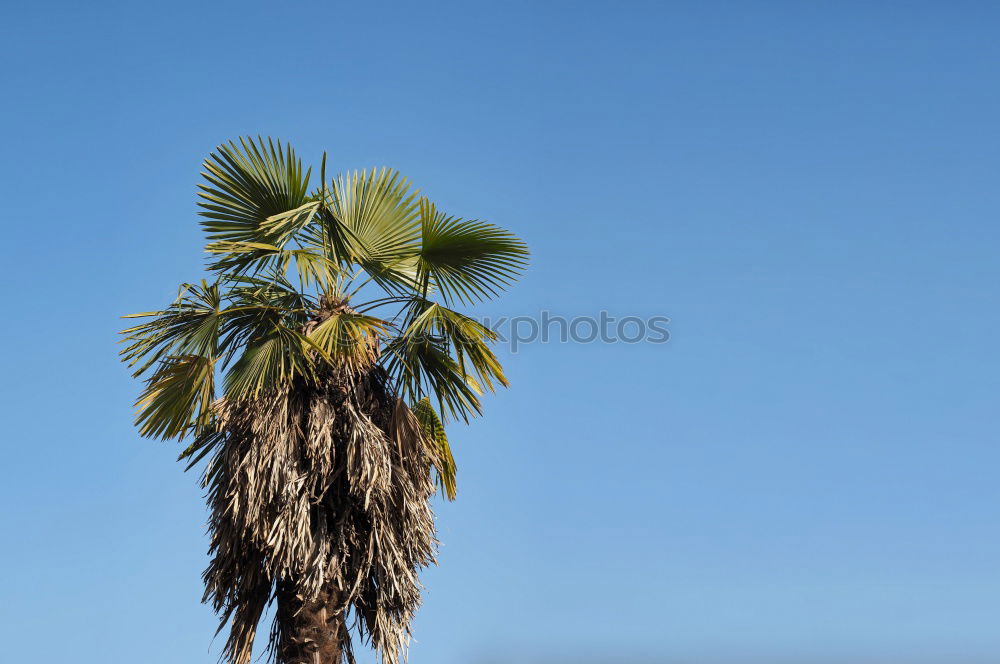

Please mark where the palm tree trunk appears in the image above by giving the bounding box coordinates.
[277,580,345,664]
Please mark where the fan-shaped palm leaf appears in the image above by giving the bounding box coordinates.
[416,199,528,305]
[134,353,216,440]
[222,324,316,401]
[121,280,222,376]
[382,332,484,422]
[198,137,312,248]
[403,299,508,394]
[321,169,424,291]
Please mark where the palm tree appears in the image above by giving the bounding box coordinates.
[120,137,528,664]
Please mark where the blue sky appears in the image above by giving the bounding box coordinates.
[2,1,999,662]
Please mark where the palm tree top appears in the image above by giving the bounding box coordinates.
[119,137,527,664]
[122,135,527,470]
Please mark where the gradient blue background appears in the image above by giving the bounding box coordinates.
[2,1,999,662]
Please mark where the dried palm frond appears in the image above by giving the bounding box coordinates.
[203,361,439,664]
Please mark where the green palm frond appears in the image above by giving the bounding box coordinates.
[412,397,457,500]
[134,354,216,440]
[198,137,312,249]
[306,311,387,372]
[258,200,322,245]
[382,332,483,423]
[205,242,337,288]
[216,276,312,352]
[222,324,316,401]
[223,273,315,317]
[404,299,508,394]
[323,168,422,287]
[417,199,529,304]
[121,280,222,377]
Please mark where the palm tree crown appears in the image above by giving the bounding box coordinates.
[120,137,528,664]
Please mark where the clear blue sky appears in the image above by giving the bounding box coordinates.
[2,1,999,662]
